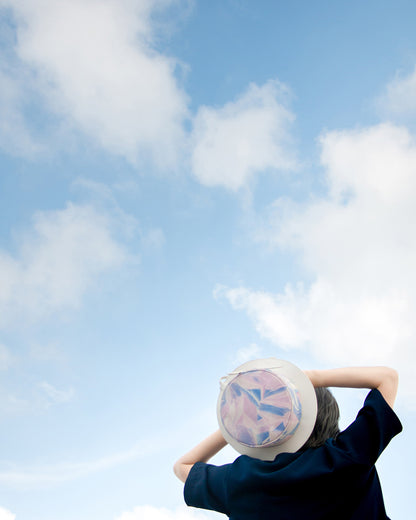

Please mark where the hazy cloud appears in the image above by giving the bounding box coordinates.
[377,66,416,118]
[29,341,66,363]
[38,382,75,406]
[0,344,13,370]
[232,343,263,365]
[0,63,43,156]
[0,507,15,520]
[191,80,296,190]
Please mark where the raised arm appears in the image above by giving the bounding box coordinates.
[304,366,399,408]
[173,430,228,483]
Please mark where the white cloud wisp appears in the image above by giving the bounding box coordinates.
[378,65,416,119]
[0,438,158,487]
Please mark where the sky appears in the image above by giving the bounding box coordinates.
[0,0,415,518]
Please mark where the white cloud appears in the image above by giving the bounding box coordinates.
[218,123,416,402]
[377,66,416,118]
[115,505,211,520]
[1,0,189,166]
[191,80,296,190]
[0,507,15,520]
[0,203,129,324]
[215,284,310,351]
[0,344,13,370]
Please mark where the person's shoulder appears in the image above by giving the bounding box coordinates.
[333,388,402,466]
[363,388,401,421]
[347,388,402,438]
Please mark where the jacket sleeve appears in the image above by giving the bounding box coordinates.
[335,388,402,466]
[184,461,231,515]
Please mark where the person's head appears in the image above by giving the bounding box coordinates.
[217,358,318,460]
[301,387,340,449]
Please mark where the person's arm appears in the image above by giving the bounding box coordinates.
[304,366,399,408]
[173,430,228,483]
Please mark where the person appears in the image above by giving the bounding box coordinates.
[173,359,401,520]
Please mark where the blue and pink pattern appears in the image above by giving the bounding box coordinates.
[219,369,302,448]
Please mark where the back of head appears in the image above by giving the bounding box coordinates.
[217,358,318,460]
[302,387,340,449]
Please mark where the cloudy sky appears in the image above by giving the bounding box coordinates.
[0,1,415,519]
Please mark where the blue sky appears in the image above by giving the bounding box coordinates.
[0,1,415,519]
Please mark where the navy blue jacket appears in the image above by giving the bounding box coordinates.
[184,389,402,519]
